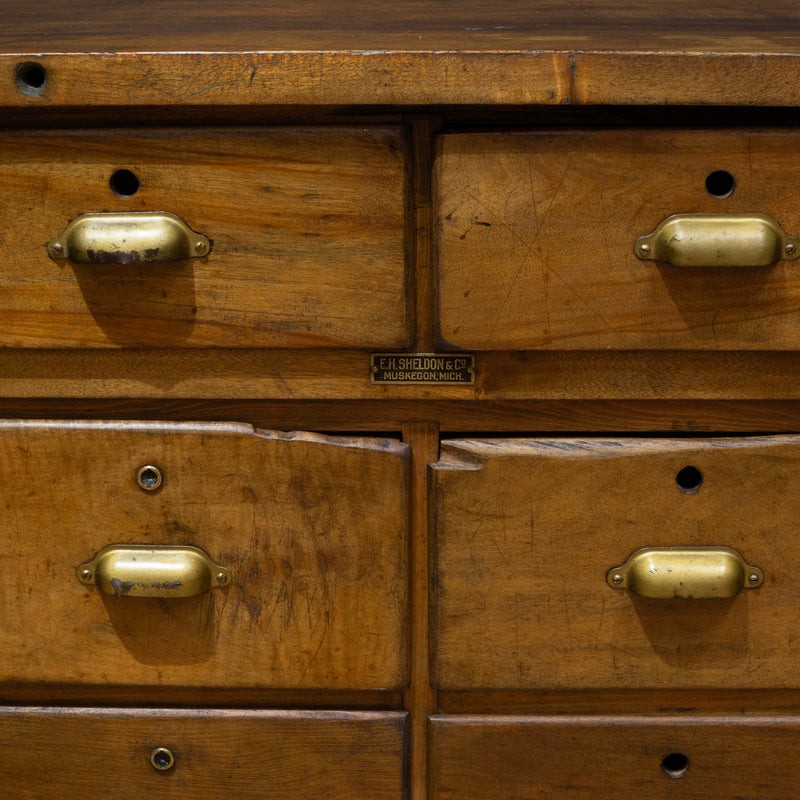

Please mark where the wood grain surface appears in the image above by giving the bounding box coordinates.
[432,436,800,690]
[0,707,407,799]
[1,398,800,434]
[0,128,408,348]
[3,2,800,106]
[4,349,800,400]
[430,715,800,799]
[0,421,408,692]
[438,130,800,350]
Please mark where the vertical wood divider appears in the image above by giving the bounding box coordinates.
[407,114,442,352]
[402,114,442,798]
[402,421,440,800]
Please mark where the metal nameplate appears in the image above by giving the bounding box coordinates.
[370,353,476,384]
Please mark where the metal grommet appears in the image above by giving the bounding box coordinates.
[149,747,176,771]
[136,464,164,492]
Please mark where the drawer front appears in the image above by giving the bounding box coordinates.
[0,128,408,348]
[430,715,800,800]
[437,130,800,350]
[0,707,407,799]
[432,436,799,690]
[0,421,408,690]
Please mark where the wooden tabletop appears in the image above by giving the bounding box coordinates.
[2,0,800,106]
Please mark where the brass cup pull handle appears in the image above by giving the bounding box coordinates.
[77,544,231,597]
[634,213,799,267]
[47,211,211,264]
[607,546,763,599]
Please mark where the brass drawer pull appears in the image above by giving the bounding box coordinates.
[47,211,210,264]
[77,544,231,597]
[607,546,763,599]
[635,213,799,267]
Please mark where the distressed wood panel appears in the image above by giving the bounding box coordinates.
[5,350,800,400]
[3,3,800,106]
[433,436,800,690]
[430,715,800,800]
[0,421,408,691]
[438,130,800,350]
[0,707,407,799]
[0,128,408,348]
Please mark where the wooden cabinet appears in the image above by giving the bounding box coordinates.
[437,131,800,351]
[431,436,800,691]
[0,129,408,349]
[0,421,409,691]
[3,1,800,797]
[0,708,407,799]
[430,715,800,799]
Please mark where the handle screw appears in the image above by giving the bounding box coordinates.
[611,573,623,585]
[216,572,228,585]
[786,243,796,255]
[79,568,93,582]
[749,573,761,584]
[638,243,651,256]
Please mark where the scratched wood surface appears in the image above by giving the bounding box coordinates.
[0,421,408,691]
[0,128,408,348]
[5,350,800,400]
[438,130,800,351]
[430,715,800,799]
[0,707,407,799]
[432,436,800,690]
[2,398,800,434]
[3,2,800,106]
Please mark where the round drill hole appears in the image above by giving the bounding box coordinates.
[109,169,140,198]
[15,62,48,96]
[149,747,175,771]
[676,465,703,494]
[705,170,736,199]
[136,465,163,492]
[661,752,689,779]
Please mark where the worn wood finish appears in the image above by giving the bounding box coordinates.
[438,130,800,351]
[0,707,407,799]
[0,128,407,348]
[0,684,402,709]
[3,2,800,106]
[438,689,800,716]
[3,399,800,434]
[6,349,800,400]
[429,715,800,799]
[402,423,440,800]
[0,421,408,691]
[432,436,800,690]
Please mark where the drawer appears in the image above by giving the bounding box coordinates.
[0,707,407,799]
[0,128,408,348]
[0,421,408,690]
[437,130,800,350]
[430,715,800,799]
[432,435,799,690]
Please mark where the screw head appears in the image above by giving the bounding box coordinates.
[216,572,228,585]
[611,574,623,585]
[786,243,797,255]
[748,573,761,584]
[51,242,64,254]
[195,241,207,255]
[638,243,651,256]
[79,568,93,582]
